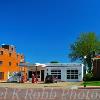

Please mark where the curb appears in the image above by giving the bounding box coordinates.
[78,87,100,89]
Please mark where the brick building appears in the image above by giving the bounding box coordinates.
[0,44,27,81]
[93,55,100,79]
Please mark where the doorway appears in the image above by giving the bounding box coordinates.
[41,70,44,81]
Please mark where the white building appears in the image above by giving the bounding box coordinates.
[27,63,84,82]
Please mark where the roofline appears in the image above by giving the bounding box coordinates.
[93,58,100,60]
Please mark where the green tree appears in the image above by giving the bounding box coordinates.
[69,32,100,73]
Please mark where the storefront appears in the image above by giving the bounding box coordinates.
[27,63,46,82]
[27,63,84,82]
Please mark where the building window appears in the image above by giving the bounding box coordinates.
[9,53,12,57]
[11,47,14,51]
[20,55,24,59]
[16,63,18,66]
[28,71,32,78]
[0,61,3,66]
[66,70,78,79]
[0,72,4,80]
[75,75,78,79]
[0,51,3,55]
[17,55,19,58]
[58,75,61,79]
[9,62,11,66]
[37,71,40,78]
[67,75,70,79]
[28,71,40,78]
[51,70,61,79]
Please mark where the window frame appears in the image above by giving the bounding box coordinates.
[66,69,79,79]
[0,61,3,66]
[9,62,12,66]
[51,70,61,79]
[0,51,3,55]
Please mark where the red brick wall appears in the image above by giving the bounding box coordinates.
[93,59,100,79]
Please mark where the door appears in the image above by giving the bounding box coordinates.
[0,72,4,80]
[41,70,44,81]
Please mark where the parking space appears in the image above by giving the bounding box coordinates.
[0,82,82,89]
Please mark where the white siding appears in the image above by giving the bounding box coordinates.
[27,63,84,82]
[45,63,83,82]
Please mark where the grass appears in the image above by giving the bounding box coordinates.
[81,81,100,86]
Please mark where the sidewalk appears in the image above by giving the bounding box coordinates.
[0,82,82,89]
[78,86,100,89]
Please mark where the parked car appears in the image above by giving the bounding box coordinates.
[45,75,58,83]
[7,72,21,83]
[7,76,19,83]
[45,75,53,83]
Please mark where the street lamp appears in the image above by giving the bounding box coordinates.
[83,56,87,87]
[84,56,87,75]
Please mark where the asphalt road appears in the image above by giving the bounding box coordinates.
[0,88,100,100]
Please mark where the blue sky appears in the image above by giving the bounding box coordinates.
[0,0,100,63]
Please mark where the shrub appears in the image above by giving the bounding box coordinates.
[83,73,93,81]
